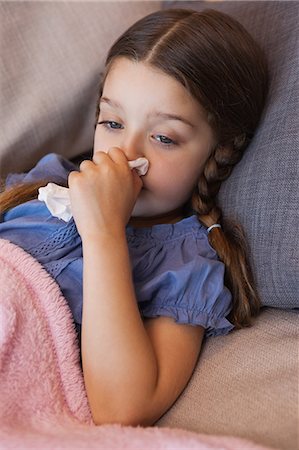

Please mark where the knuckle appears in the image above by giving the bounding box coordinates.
[109,146,121,153]
[68,170,78,182]
[79,159,93,171]
[93,151,106,164]
[109,146,125,160]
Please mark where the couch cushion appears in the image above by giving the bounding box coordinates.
[164,1,299,309]
[157,307,299,450]
[0,1,161,178]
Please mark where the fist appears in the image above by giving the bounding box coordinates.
[68,147,143,238]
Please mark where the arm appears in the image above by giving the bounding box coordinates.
[82,231,204,426]
[69,148,204,425]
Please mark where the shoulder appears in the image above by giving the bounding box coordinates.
[128,216,234,337]
[5,153,77,187]
[128,215,221,282]
[127,215,217,259]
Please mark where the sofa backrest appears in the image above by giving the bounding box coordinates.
[0,1,161,177]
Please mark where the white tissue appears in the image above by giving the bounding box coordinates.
[38,183,72,222]
[128,157,149,176]
[38,157,149,222]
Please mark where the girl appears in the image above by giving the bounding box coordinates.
[0,9,268,426]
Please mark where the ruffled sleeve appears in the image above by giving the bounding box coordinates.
[128,217,234,338]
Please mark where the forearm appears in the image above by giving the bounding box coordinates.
[81,230,158,425]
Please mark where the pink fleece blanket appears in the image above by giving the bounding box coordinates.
[0,238,273,449]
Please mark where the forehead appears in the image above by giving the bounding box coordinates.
[102,57,207,119]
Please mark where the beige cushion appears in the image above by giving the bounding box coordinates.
[0,1,161,178]
[157,308,299,450]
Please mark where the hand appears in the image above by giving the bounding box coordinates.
[68,147,143,239]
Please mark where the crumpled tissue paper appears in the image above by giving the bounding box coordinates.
[38,157,149,222]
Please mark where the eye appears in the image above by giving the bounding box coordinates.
[154,134,177,147]
[98,120,123,130]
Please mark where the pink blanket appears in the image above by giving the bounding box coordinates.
[0,238,273,449]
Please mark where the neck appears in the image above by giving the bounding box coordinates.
[128,208,185,228]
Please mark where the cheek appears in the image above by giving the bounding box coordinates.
[146,159,201,199]
[93,130,102,152]
[93,129,115,153]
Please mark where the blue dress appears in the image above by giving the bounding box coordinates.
[0,153,234,337]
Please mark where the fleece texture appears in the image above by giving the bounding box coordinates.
[0,238,275,449]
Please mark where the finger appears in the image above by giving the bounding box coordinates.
[131,168,143,194]
[68,169,81,188]
[92,151,109,165]
[79,159,94,171]
[106,146,128,164]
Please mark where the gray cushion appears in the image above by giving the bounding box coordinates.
[165,1,299,309]
[0,1,161,178]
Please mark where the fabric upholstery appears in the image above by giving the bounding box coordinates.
[165,1,299,309]
[0,1,161,178]
[157,307,299,450]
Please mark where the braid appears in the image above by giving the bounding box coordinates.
[192,141,261,329]
[192,142,242,217]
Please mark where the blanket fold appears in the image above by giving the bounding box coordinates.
[0,238,274,449]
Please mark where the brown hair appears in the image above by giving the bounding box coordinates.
[0,181,47,212]
[0,9,268,329]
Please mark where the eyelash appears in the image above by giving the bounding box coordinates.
[98,120,122,131]
[97,120,178,148]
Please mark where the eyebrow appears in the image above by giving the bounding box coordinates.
[100,97,196,129]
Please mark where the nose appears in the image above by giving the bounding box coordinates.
[120,129,145,161]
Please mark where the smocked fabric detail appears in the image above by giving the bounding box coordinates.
[30,221,77,258]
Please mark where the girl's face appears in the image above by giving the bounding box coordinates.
[93,57,216,219]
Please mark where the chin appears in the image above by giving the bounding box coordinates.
[131,208,153,218]
[132,194,171,218]
[132,204,160,219]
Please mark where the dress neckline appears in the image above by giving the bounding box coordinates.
[126,215,205,240]
[128,208,184,228]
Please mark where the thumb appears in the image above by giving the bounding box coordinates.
[131,169,143,198]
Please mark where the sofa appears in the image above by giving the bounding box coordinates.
[0,2,298,450]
